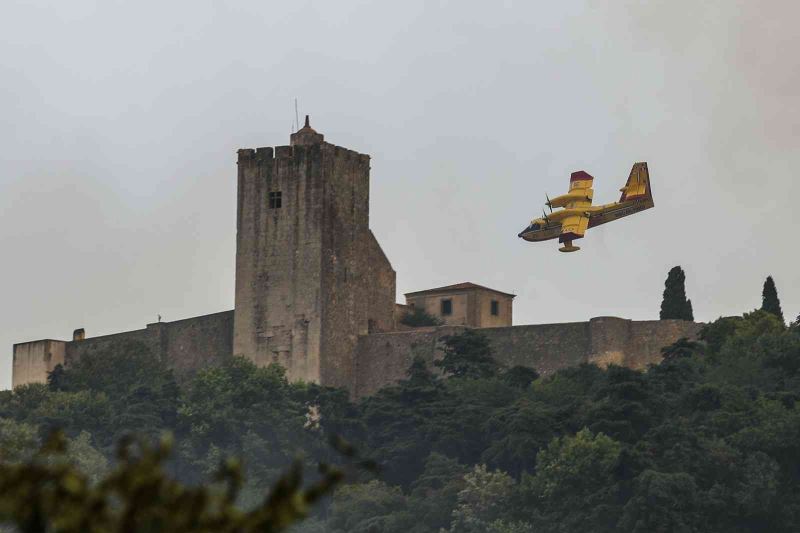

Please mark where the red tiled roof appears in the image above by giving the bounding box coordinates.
[405,282,516,298]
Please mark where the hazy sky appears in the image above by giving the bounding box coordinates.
[2,0,798,389]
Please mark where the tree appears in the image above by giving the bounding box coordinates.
[358,357,446,487]
[501,366,539,389]
[0,418,38,464]
[407,453,468,532]
[436,331,501,379]
[447,464,519,533]
[699,316,743,354]
[178,357,310,491]
[619,470,702,533]
[480,398,554,477]
[520,428,622,530]
[660,266,694,320]
[47,341,173,397]
[44,341,180,449]
[400,307,443,328]
[660,338,703,361]
[761,276,785,323]
[64,431,108,483]
[327,480,412,533]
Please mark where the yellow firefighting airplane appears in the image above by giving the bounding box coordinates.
[518,162,654,252]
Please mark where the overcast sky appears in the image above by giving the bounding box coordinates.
[2,0,798,389]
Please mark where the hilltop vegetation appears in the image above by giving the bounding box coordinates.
[1,311,799,532]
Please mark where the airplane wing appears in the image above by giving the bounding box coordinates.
[556,171,593,251]
[547,171,594,209]
[560,213,589,243]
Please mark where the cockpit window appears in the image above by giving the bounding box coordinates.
[529,223,541,230]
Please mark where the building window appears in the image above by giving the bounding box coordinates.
[268,191,282,209]
[491,300,499,316]
[441,299,452,316]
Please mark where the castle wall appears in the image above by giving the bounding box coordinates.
[150,311,234,378]
[12,340,66,388]
[625,319,703,368]
[393,304,415,331]
[354,326,468,397]
[586,316,631,367]
[12,311,234,388]
[354,318,701,398]
[364,231,396,333]
[13,312,701,396]
[480,322,590,372]
[65,327,157,362]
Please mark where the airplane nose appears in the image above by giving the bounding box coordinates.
[518,224,533,238]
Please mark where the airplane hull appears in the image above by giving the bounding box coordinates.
[587,197,654,229]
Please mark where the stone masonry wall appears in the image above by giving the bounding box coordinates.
[480,322,591,372]
[12,339,66,388]
[12,311,234,388]
[354,317,701,398]
[365,231,396,333]
[233,139,395,391]
[147,311,234,379]
[319,143,373,391]
[66,311,233,381]
[233,145,325,384]
[13,313,700,395]
[354,326,468,397]
[624,319,703,368]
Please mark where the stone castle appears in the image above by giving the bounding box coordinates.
[12,118,700,396]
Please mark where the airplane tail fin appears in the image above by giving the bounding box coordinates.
[619,162,652,203]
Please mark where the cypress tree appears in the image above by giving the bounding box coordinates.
[660,266,694,320]
[761,276,784,323]
[684,298,694,321]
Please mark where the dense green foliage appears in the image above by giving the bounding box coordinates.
[0,431,345,532]
[761,275,785,323]
[2,308,800,531]
[660,265,694,320]
[399,307,443,327]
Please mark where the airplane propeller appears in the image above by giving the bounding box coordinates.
[545,193,553,212]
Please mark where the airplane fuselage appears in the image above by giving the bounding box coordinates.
[518,196,654,242]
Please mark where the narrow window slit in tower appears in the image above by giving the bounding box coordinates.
[269,191,282,209]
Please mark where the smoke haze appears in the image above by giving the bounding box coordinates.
[1,0,798,388]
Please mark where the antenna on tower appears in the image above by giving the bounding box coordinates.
[294,98,300,132]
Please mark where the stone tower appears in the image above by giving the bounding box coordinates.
[233,117,396,390]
